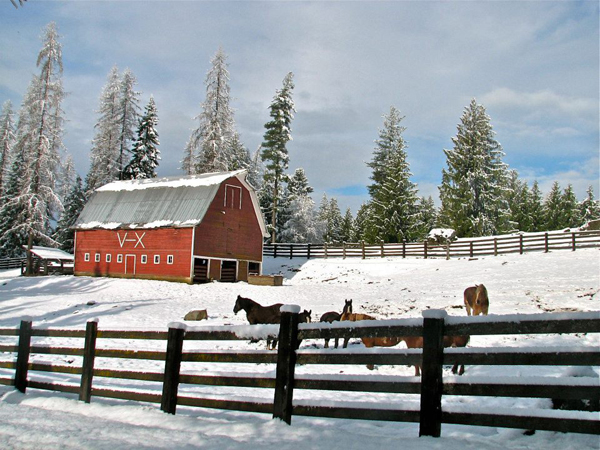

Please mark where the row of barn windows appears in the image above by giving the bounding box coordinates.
[84,253,174,265]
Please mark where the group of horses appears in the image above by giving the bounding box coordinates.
[232,284,489,376]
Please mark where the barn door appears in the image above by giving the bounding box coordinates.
[125,254,136,275]
[221,260,237,283]
[193,258,208,284]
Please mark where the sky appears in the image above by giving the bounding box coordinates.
[1,0,598,214]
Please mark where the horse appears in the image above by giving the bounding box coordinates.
[233,295,282,349]
[464,284,489,316]
[402,335,470,376]
[319,299,353,348]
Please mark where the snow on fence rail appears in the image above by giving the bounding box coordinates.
[0,311,598,436]
[264,230,600,259]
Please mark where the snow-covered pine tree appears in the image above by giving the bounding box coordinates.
[506,170,531,232]
[245,146,263,190]
[122,96,160,180]
[85,66,122,194]
[340,208,355,243]
[116,69,141,179]
[287,168,313,199]
[560,184,582,228]
[0,100,15,198]
[580,186,600,224]
[280,168,316,243]
[228,132,252,171]
[367,106,407,197]
[260,72,295,243]
[439,99,510,237]
[529,181,544,232]
[416,196,438,239]
[543,181,563,231]
[53,175,86,253]
[318,194,343,243]
[189,48,237,174]
[352,203,371,242]
[56,154,75,205]
[365,107,419,243]
[0,23,66,268]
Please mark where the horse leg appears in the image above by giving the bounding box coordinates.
[342,337,349,348]
[367,364,375,370]
[458,364,465,376]
[334,338,339,348]
[414,365,421,377]
[324,339,329,349]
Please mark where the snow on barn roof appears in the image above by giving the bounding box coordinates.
[24,246,74,261]
[74,170,267,235]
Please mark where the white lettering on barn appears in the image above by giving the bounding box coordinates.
[117,232,146,248]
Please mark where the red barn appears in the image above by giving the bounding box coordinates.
[73,170,268,283]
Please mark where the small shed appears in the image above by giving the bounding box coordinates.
[72,170,268,283]
[21,246,74,275]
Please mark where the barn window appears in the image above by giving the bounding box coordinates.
[117,254,123,263]
[224,184,242,209]
[106,254,111,263]
[141,255,147,264]
[154,255,160,264]
[84,253,90,262]
[95,253,101,263]
[167,255,174,265]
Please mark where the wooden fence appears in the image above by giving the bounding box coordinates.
[0,257,73,275]
[264,230,600,259]
[0,311,598,436]
[0,257,25,270]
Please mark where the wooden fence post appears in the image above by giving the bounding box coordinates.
[273,244,278,259]
[273,306,300,425]
[469,241,474,258]
[572,232,576,251]
[402,239,406,258]
[519,235,524,255]
[324,243,328,259]
[79,319,98,403]
[15,319,33,393]
[380,241,385,258]
[494,238,498,256]
[424,241,428,259]
[419,310,446,438]
[361,241,365,259]
[343,242,347,259]
[290,244,294,260]
[161,323,185,415]
[307,243,311,260]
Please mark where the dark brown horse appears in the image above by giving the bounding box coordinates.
[464,284,489,316]
[320,299,352,348]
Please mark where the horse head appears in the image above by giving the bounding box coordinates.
[474,284,489,315]
[343,299,353,315]
[299,309,312,323]
[233,295,244,314]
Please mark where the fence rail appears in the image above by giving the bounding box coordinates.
[0,311,598,437]
[264,230,600,260]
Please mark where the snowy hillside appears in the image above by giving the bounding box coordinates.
[0,248,598,449]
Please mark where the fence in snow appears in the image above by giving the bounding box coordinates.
[0,311,598,437]
[264,230,600,259]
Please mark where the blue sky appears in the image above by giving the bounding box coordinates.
[1,0,598,214]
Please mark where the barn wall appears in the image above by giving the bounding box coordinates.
[193,177,263,262]
[74,228,193,283]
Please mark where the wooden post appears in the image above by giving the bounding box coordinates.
[519,235,524,255]
[494,238,498,256]
[419,310,446,438]
[469,241,474,258]
[43,260,48,275]
[361,241,365,259]
[544,232,549,253]
[161,323,185,415]
[380,241,385,258]
[290,244,294,260]
[324,243,328,259]
[402,239,406,258]
[424,241,428,259]
[15,319,33,393]
[572,232,576,251]
[273,244,278,259]
[273,306,300,425]
[79,319,98,403]
[307,243,311,260]
[343,242,347,259]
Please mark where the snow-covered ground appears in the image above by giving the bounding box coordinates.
[0,249,598,449]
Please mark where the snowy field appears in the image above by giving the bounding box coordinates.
[0,248,599,449]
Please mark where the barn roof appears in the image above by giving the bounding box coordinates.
[74,170,268,236]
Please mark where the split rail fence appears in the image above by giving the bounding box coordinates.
[0,311,598,437]
[264,230,600,260]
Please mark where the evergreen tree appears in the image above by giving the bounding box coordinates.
[506,170,531,231]
[281,194,319,243]
[260,72,295,243]
[439,99,510,237]
[340,208,355,243]
[287,168,313,199]
[364,107,419,243]
[543,181,563,230]
[352,203,371,242]
[53,175,85,253]
[0,100,15,198]
[122,96,160,180]
[245,147,263,190]
[416,196,438,239]
[529,181,544,232]
[1,23,66,269]
[580,186,600,224]
[560,184,582,228]
[86,66,122,194]
[318,194,343,243]
[116,69,141,179]
[187,48,238,174]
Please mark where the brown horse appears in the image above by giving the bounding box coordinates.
[402,335,470,376]
[464,284,489,316]
[340,312,397,369]
[320,299,352,348]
